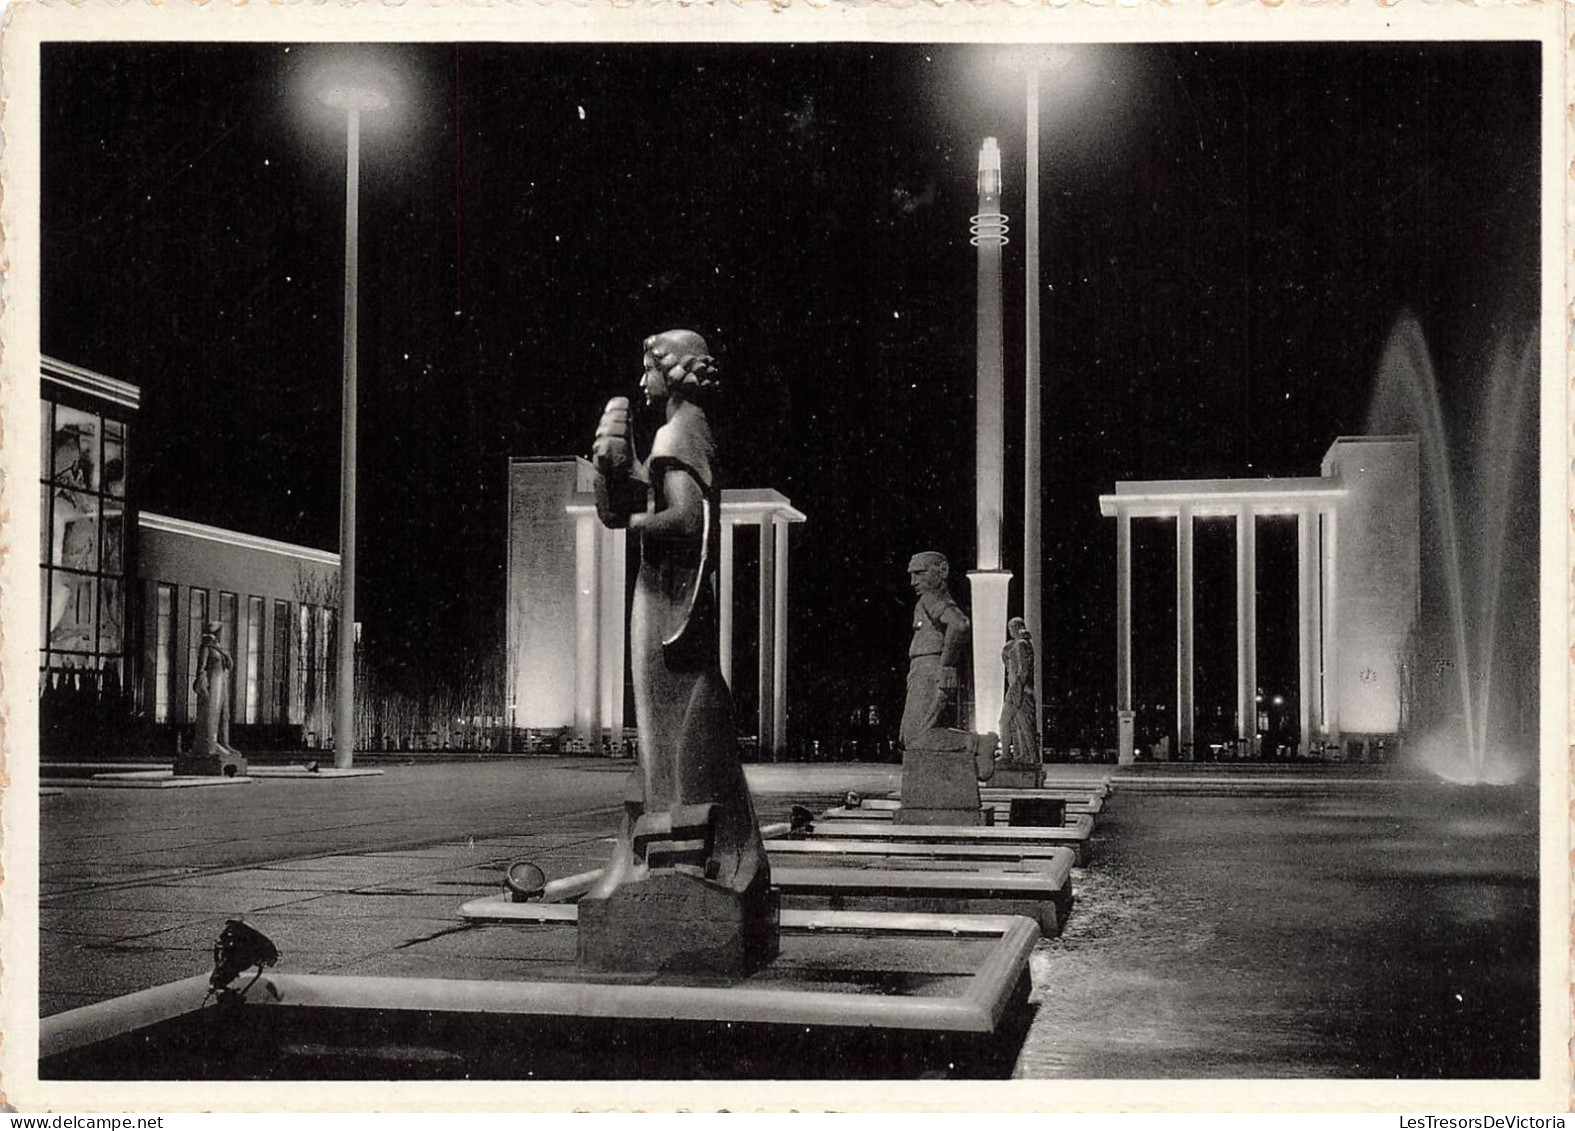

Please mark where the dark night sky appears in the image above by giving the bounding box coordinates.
[41,40,1541,746]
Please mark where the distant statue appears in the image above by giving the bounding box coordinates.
[998,617,1042,767]
[579,329,778,978]
[180,621,246,777]
[897,552,995,824]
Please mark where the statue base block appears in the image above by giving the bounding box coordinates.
[173,750,247,778]
[577,871,779,980]
[990,764,1041,790]
[899,748,982,826]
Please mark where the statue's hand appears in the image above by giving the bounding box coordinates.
[930,667,958,720]
[592,397,634,479]
[596,475,651,531]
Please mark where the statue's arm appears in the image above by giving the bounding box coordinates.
[631,465,704,540]
[1002,650,1024,707]
[937,604,970,670]
[919,595,969,691]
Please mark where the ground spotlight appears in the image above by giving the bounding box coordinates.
[209,918,279,1002]
[504,860,547,903]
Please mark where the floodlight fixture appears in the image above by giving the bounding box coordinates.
[505,861,548,903]
[320,84,391,115]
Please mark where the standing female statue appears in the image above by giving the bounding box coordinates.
[578,330,777,978]
[184,620,246,776]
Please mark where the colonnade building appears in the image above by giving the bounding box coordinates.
[505,457,804,758]
[1099,436,1418,762]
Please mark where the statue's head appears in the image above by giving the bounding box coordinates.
[907,551,950,595]
[203,620,221,639]
[641,329,719,407]
[1008,616,1030,642]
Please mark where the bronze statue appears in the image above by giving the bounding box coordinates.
[180,620,247,777]
[998,616,1042,766]
[579,329,777,978]
[896,552,995,824]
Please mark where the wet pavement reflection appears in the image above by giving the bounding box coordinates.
[1019,784,1539,1078]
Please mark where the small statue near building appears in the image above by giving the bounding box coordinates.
[177,620,247,777]
[896,551,996,825]
[578,329,778,979]
[994,616,1043,788]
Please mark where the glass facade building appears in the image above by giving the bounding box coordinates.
[39,356,341,760]
[39,360,140,710]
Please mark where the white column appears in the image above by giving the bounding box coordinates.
[1176,505,1195,759]
[772,518,790,757]
[1236,507,1257,743]
[598,526,626,741]
[969,570,1013,740]
[1297,504,1317,748]
[1322,506,1340,744]
[974,139,1007,574]
[1116,509,1132,713]
[719,519,735,690]
[571,507,601,743]
[1116,508,1135,767]
[757,520,777,757]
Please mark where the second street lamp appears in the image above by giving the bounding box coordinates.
[320,81,388,770]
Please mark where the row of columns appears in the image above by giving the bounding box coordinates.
[568,492,804,759]
[719,514,795,757]
[1113,503,1337,760]
[568,504,628,746]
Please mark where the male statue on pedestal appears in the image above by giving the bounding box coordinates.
[578,329,778,980]
[897,552,996,825]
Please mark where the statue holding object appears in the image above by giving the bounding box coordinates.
[579,329,779,979]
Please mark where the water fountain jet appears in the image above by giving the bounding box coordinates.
[1364,313,1538,785]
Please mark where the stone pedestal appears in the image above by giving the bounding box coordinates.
[1117,709,1136,766]
[174,748,247,778]
[990,764,1040,789]
[577,869,779,980]
[898,747,985,826]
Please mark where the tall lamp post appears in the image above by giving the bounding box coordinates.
[968,137,1012,740]
[1021,66,1043,747]
[997,47,1072,747]
[321,82,388,770]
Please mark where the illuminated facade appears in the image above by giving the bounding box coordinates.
[1099,436,1419,761]
[39,357,340,759]
[137,513,340,740]
[506,458,805,757]
[40,359,137,694]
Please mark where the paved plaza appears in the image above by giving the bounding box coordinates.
[35,758,1538,1078]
